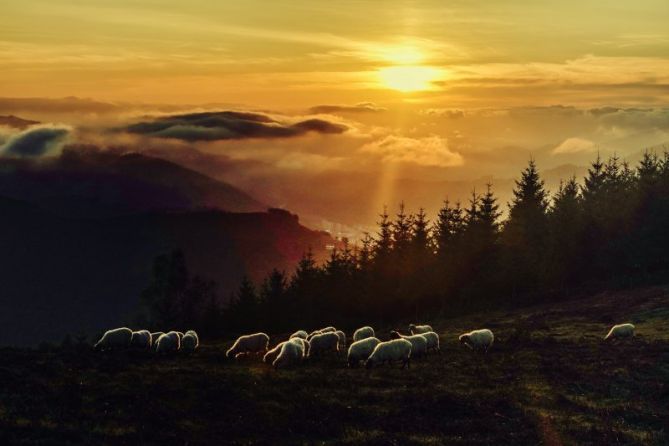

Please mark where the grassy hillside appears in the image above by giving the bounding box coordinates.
[1,286,668,445]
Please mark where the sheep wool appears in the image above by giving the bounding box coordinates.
[604,323,635,340]
[319,326,337,333]
[334,330,347,348]
[459,329,494,352]
[366,339,412,369]
[182,330,199,352]
[353,326,375,342]
[409,324,433,335]
[390,331,428,358]
[263,341,287,363]
[307,332,339,357]
[273,339,303,369]
[150,332,165,345]
[347,337,381,367]
[156,331,180,354]
[130,330,152,349]
[94,327,133,351]
[289,330,308,340]
[421,331,441,353]
[226,333,270,358]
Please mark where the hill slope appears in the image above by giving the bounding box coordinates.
[1,286,667,444]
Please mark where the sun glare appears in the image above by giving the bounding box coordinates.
[378,65,442,92]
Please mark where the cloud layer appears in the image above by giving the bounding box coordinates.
[125,111,348,141]
[1,125,70,157]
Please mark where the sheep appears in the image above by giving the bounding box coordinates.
[182,330,199,352]
[307,332,339,357]
[289,330,308,340]
[150,332,164,345]
[390,331,428,358]
[366,339,412,369]
[459,329,494,353]
[130,329,152,350]
[319,326,337,333]
[226,333,270,358]
[347,337,381,367]
[290,337,309,358]
[421,331,441,353]
[307,330,322,341]
[273,339,304,369]
[263,341,287,363]
[155,331,180,354]
[604,323,635,341]
[353,326,375,342]
[175,331,185,341]
[94,327,133,351]
[409,324,433,335]
[334,330,347,349]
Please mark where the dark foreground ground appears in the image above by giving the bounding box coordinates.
[1,287,668,445]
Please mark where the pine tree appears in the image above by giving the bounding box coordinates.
[392,202,413,257]
[374,207,393,260]
[229,276,258,331]
[140,249,189,329]
[434,200,465,258]
[548,177,584,288]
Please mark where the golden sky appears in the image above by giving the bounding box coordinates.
[3,0,669,107]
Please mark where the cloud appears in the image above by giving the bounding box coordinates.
[1,125,70,157]
[309,102,386,114]
[552,137,597,155]
[361,135,464,167]
[420,108,466,119]
[125,111,348,141]
[0,97,119,114]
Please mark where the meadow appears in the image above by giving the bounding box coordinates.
[1,286,668,445]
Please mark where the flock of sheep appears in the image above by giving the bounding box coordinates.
[93,322,636,369]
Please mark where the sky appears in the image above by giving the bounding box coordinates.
[2,1,669,237]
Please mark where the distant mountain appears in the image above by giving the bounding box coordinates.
[0,114,40,129]
[0,196,331,346]
[0,148,266,217]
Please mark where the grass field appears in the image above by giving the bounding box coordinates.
[1,286,668,445]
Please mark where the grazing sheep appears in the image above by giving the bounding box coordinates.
[130,330,152,350]
[409,324,433,335]
[290,337,309,358]
[226,333,270,358]
[390,331,428,358]
[604,323,635,341]
[289,330,308,340]
[175,331,185,341]
[263,342,285,363]
[421,331,441,353]
[307,330,322,341]
[150,332,164,345]
[334,330,347,349]
[273,339,303,369]
[182,330,199,352]
[347,337,381,367]
[366,339,412,369]
[155,331,180,354]
[307,332,339,357]
[319,326,337,333]
[459,329,494,353]
[94,327,133,351]
[353,326,375,342]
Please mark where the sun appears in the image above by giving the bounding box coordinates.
[378,65,442,92]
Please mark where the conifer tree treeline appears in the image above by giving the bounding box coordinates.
[142,152,669,336]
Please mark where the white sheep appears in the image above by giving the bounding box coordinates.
[421,331,441,353]
[150,332,164,345]
[319,326,337,333]
[273,339,304,369]
[604,323,635,341]
[289,330,308,340]
[347,337,381,367]
[334,330,347,349]
[290,337,309,358]
[307,330,322,340]
[353,326,375,342]
[226,332,270,358]
[409,324,433,335]
[155,331,180,354]
[366,339,412,369]
[390,331,428,358]
[263,341,287,363]
[175,331,185,341]
[130,330,152,350]
[182,330,199,352]
[459,329,494,353]
[94,327,133,351]
[307,332,339,357]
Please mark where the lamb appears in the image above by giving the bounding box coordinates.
[226,332,270,358]
[319,326,337,333]
[307,330,322,340]
[390,331,428,358]
[273,339,304,369]
[604,323,635,341]
[175,331,185,341]
[459,329,494,353]
[347,337,381,367]
[290,337,309,358]
[334,330,347,348]
[150,332,164,344]
[365,339,412,369]
[353,326,375,342]
[307,332,339,357]
[94,327,133,351]
[263,341,287,363]
[409,324,433,335]
[130,329,152,350]
[181,330,199,352]
[421,331,441,353]
[289,330,308,340]
[155,331,180,354]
